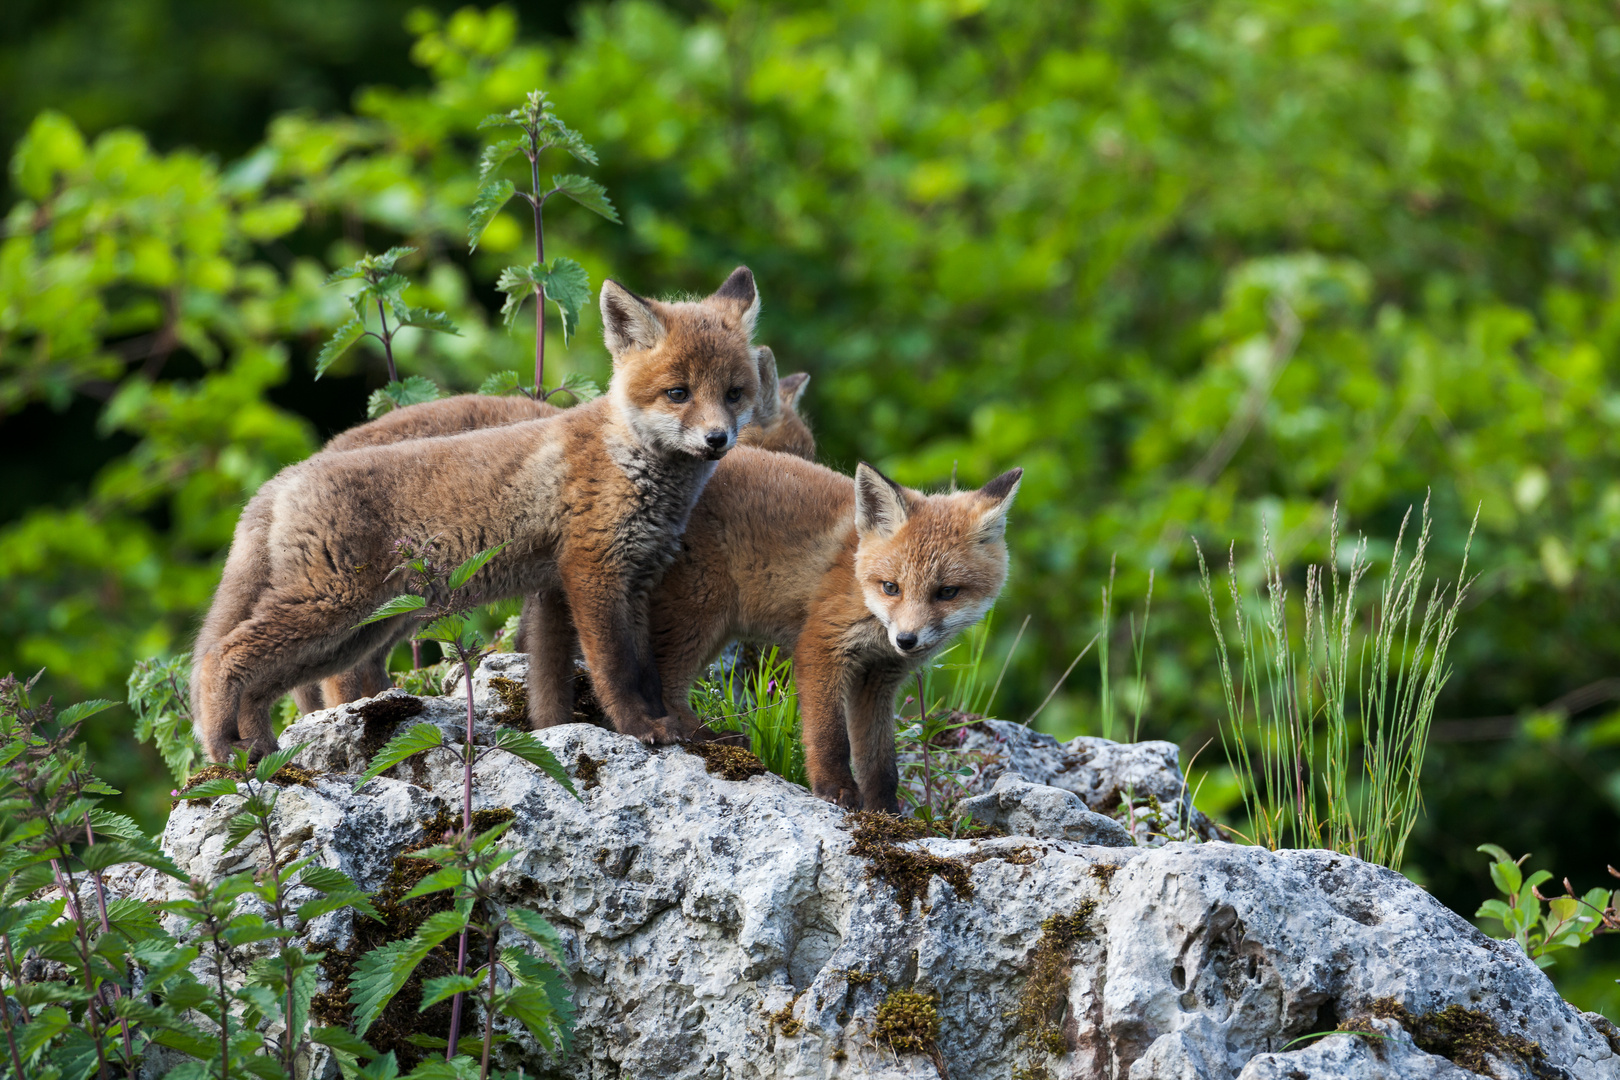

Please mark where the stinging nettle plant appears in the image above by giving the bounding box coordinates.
[315,246,461,418]
[471,89,620,403]
[352,536,578,1069]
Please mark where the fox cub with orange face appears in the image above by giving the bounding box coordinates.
[293,353,814,713]
[526,451,1020,813]
[190,267,766,762]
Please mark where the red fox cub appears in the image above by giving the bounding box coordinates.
[190,267,767,762]
[320,369,813,459]
[527,450,1021,813]
[293,352,814,712]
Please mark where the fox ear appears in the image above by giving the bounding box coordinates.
[778,372,810,412]
[974,467,1023,542]
[752,347,781,426]
[855,462,910,539]
[712,265,761,336]
[600,280,666,355]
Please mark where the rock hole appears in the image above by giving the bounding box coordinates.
[1171,963,1186,991]
[1246,954,1259,982]
[1314,997,1340,1033]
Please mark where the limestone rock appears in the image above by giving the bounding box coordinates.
[104,669,1618,1080]
[958,770,1134,846]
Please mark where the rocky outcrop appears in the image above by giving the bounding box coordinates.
[108,656,1618,1079]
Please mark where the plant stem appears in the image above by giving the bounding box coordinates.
[375,297,399,383]
[412,640,423,670]
[529,135,547,397]
[212,927,231,1080]
[54,856,111,1080]
[248,780,299,1077]
[0,933,30,1023]
[915,672,935,821]
[480,918,500,1079]
[0,1008,24,1080]
[80,808,138,1068]
[446,647,478,1060]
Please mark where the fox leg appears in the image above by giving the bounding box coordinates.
[562,573,671,744]
[291,684,325,715]
[648,593,732,742]
[193,602,398,762]
[319,644,395,708]
[847,667,907,815]
[522,589,578,729]
[795,639,860,809]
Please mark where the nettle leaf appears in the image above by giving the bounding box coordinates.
[325,260,369,285]
[366,375,444,419]
[449,543,507,590]
[542,257,591,346]
[355,593,427,628]
[352,723,444,794]
[316,319,367,380]
[478,370,528,397]
[418,974,483,1010]
[486,729,577,797]
[550,174,619,223]
[57,698,117,725]
[399,864,463,903]
[181,776,242,800]
[495,264,542,328]
[419,616,471,645]
[477,112,520,131]
[479,138,524,183]
[504,909,568,968]
[255,742,305,783]
[542,116,599,166]
[469,178,517,252]
[373,247,417,274]
[311,1026,378,1060]
[350,909,465,1034]
[556,370,603,403]
[372,273,411,302]
[395,307,460,335]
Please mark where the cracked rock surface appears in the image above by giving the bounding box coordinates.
[105,658,1617,1079]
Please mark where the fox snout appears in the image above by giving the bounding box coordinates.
[888,617,942,656]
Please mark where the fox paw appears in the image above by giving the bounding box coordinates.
[813,784,860,810]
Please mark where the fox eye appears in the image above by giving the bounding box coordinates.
[726,386,743,403]
[881,581,900,596]
[936,586,960,600]
[667,387,689,403]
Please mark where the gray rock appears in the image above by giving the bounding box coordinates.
[958,770,1134,846]
[102,671,1618,1080]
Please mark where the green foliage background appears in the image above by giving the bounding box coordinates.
[2,0,1618,1011]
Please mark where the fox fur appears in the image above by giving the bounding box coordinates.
[190,267,767,761]
[292,353,815,712]
[527,449,1020,812]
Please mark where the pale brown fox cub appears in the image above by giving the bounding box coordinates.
[190,267,766,762]
[527,450,1020,813]
[293,353,814,712]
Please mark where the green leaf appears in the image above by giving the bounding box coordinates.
[354,593,427,628]
[366,375,444,419]
[352,722,444,793]
[477,112,519,131]
[504,909,568,968]
[485,729,577,798]
[495,264,542,328]
[395,307,460,335]
[495,981,571,1053]
[1477,843,1513,864]
[373,247,417,274]
[349,909,466,1034]
[477,370,527,397]
[418,974,483,1010]
[420,616,470,645]
[1489,858,1523,897]
[478,138,524,183]
[469,179,517,252]
[181,776,242,800]
[554,370,602,403]
[448,543,507,590]
[316,318,367,379]
[542,116,599,166]
[550,174,619,223]
[56,698,117,725]
[399,864,464,902]
[541,257,591,346]
[312,1026,378,1059]
[400,1057,480,1080]
[255,742,306,782]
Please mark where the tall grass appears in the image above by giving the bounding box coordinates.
[1195,499,1475,870]
[693,645,809,787]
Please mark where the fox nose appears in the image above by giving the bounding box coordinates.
[895,632,919,651]
[705,430,729,450]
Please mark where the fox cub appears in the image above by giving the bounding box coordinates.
[191,267,767,761]
[293,352,814,713]
[525,449,1020,813]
